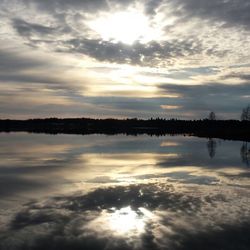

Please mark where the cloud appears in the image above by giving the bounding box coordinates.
[0,133,250,249]
[5,0,250,70]
[22,0,109,13]
[0,0,250,118]
[10,16,207,67]
[62,38,204,66]
[143,0,163,15]
[170,0,250,30]
[11,0,250,32]
[0,184,195,249]
[12,18,57,37]
[223,73,250,81]
[158,83,250,118]
[1,182,250,250]
[0,48,45,73]
[0,175,45,198]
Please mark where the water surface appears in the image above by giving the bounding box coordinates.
[0,133,249,250]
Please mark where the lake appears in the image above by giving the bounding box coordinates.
[0,133,249,250]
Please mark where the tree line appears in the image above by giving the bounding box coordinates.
[208,104,250,121]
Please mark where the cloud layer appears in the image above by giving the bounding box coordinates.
[0,0,250,118]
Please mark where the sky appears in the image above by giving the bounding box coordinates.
[0,0,250,119]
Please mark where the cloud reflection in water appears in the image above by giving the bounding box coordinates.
[0,134,250,249]
[86,206,151,238]
[1,181,249,250]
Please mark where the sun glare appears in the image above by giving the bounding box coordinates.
[88,11,154,45]
[86,206,156,240]
[109,206,145,234]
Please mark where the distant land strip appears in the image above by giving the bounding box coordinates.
[0,118,250,141]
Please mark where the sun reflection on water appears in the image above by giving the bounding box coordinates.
[86,206,155,238]
[108,206,146,235]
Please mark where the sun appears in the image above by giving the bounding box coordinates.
[88,10,154,45]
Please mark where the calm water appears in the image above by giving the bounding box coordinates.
[0,133,249,250]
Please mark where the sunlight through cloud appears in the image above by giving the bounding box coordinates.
[88,10,156,45]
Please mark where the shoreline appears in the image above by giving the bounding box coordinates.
[0,118,249,141]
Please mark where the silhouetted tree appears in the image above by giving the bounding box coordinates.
[241,105,250,121]
[208,111,216,120]
[207,138,217,158]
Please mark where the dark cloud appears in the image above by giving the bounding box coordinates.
[143,0,163,15]
[159,83,250,97]
[222,171,250,180]
[55,184,202,212]
[0,48,86,98]
[12,16,75,40]
[11,17,74,50]
[0,73,68,85]
[171,0,250,30]
[20,0,136,15]
[223,73,250,81]
[173,222,250,250]
[62,38,204,66]
[158,83,250,117]
[22,0,109,13]
[0,49,45,73]
[12,18,57,37]
[86,97,164,112]
[0,175,44,198]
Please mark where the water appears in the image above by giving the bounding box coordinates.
[0,133,249,250]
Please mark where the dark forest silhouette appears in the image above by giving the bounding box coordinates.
[0,118,249,141]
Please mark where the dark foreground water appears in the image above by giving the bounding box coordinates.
[0,133,249,250]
